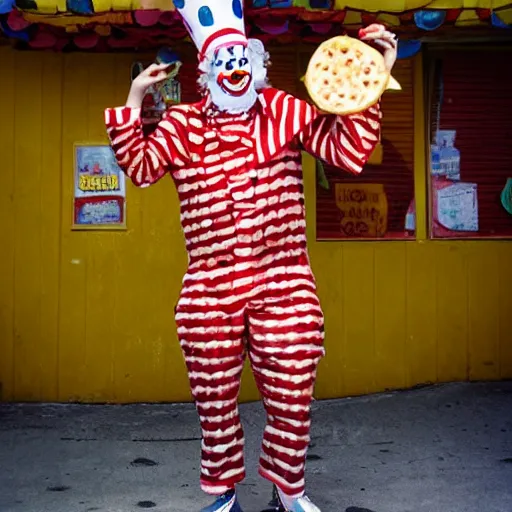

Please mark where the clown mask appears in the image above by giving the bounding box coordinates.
[200,39,269,114]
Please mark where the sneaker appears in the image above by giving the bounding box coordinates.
[201,489,243,512]
[278,494,321,512]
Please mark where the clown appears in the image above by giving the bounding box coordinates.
[105,1,397,511]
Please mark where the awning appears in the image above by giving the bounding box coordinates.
[1,0,511,50]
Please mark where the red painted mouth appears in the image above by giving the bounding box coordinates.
[217,70,252,97]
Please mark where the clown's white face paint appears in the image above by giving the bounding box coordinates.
[207,44,258,113]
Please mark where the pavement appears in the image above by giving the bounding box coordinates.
[0,382,511,512]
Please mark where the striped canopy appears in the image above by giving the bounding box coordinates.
[1,0,511,50]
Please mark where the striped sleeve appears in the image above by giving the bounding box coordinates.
[104,106,191,188]
[298,103,382,175]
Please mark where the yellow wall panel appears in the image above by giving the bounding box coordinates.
[341,244,377,396]
[13,53,45,401]
[0,48,16,402]
[467,243,501,381]
[373,244,407,392]
[311,243,346,397]
[59,54,93,401]
[0,48,511,404]
[498,243,512,379]
[83,54,120,402]
[405,243,438,387]
[39,53,63,401]
[435,243,469,382]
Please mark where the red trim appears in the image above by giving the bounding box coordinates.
[74,195,125,225]
[199,28,247,60]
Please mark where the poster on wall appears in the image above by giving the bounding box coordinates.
[335,183,389,238]
[315,147,415,241]
[72,144,126,230]
[431,180,479,236]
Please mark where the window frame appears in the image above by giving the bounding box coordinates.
[310,53,423,242]
[423,44,512,241]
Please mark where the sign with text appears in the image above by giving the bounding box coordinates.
[73,144,126,230]
[334,183,389,238]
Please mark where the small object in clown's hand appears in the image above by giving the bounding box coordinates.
[304,35,401,116]
[156,46,182,79]
[155,46,182,105]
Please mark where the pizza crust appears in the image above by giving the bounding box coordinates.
[304,35,401,115]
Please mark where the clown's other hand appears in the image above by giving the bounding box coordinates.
[126,63,171,108]
[359,24,398,73]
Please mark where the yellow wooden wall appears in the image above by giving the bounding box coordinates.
[0,48,511,403]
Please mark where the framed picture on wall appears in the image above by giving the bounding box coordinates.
[72,144,127,230]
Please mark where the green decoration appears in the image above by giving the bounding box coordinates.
[501,178,512,215]
[316,159,330,191]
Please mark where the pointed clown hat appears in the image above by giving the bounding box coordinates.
[174,0,248,61]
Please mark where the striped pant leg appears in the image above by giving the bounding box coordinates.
[246,292,325,497]
[176,304,247,495]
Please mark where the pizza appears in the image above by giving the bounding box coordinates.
[304,35,401,116]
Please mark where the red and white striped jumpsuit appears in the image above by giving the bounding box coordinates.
[105,88,381,497]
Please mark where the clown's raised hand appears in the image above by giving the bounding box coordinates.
[126,63,171,108]
[359,24,398,72]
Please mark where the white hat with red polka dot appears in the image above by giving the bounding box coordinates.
[174,0,248,60]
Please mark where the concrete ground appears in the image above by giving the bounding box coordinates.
[0,382,511,512]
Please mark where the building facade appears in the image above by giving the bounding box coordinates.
[0,2,511,403]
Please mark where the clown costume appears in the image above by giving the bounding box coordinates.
[104,1,397,510]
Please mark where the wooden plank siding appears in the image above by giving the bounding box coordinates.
[0,47,510,403]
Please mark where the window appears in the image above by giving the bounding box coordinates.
[426,48,512,239]
[310,58,417,240]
